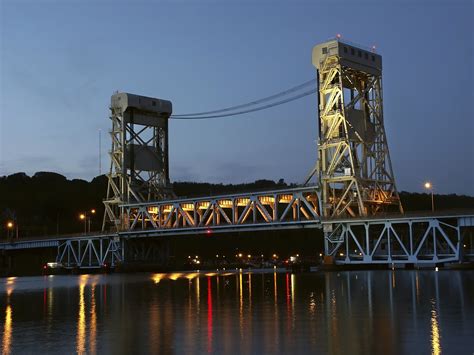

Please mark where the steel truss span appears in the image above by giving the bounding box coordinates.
[323,214,474,264]
[55,236,123,269]
[122,187,320,234]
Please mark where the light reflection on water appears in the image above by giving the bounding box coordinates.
[76,276,87,354]
[431,298,441,355]
[2,304,11,355]
[0,270,473,354]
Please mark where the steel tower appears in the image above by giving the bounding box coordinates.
[102,92,175,231]
[309,39,403,218]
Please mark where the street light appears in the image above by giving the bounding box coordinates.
[6,221,18,239]
[6,221,13,239]
[424,182,434,212]
[79,209,96,234]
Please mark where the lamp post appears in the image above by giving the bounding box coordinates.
[79,209,96,234]
[424,182,434,212]
[6,221,18,240]
[6,221,13,239]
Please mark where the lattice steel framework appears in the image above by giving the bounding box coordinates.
[56,236,123,269]
[122,187,320,234]
[103,92,174,232]
[322,214,474,264]
[308,39,403,218]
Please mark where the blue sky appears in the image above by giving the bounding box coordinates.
[0,0,473,195]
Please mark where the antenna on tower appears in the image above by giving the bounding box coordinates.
[98,129,102,176]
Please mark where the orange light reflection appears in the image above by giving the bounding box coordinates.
[2,305,12,355]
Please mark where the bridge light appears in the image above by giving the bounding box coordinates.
[272,254,278,258]
[206,229,212,235]
[238,253,242,258]
[424,181,435,212]
[91,209,96,214]
[6,221,13,229]
[247,254,251,258]
[339,252,344,257]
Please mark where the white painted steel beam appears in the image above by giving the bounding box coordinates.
[122,186,320,233]
[322,214,474,265]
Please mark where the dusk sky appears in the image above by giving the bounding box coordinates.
[0,0,473,195]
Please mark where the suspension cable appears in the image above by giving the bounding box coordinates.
[171,78,316,118]
[171,88,315,120]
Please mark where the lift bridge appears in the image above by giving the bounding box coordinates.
[1,38,473,269]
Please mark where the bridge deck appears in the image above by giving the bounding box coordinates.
[122,186,321,234]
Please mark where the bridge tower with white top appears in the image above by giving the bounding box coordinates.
[308,38,403,219]
[102,92,175,231]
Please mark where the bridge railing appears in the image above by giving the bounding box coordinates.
[122,186,320,233]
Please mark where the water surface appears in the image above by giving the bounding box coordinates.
[1,270,473,354]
